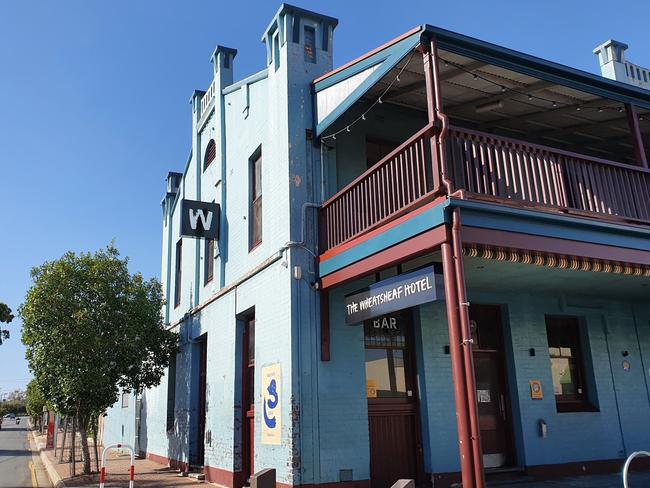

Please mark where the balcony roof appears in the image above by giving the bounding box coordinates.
[314,24,650,138]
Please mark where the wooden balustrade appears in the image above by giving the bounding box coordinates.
[320,124,437,250]
[447,126,650,223]
[319,123,650,252]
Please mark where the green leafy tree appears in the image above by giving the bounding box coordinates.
[21,245,177,474]
[25,379,47,427]
[0,302,13,344]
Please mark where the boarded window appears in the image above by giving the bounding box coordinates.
[203,139,216,170]
[304,26,316,63]
[204,237,214,285]
[174,239,182,308]
[250,149,262,249]
[166,354,177,432]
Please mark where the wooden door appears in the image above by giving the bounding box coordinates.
[197,337,207,467]
[469,305,514,469]
[242,318,255,483]
[365,310,422,488]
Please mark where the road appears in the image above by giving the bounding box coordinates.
[0,418,51,488]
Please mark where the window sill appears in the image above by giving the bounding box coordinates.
[555,401,599,413]
[204,277,213,287]
[249,241,262,253]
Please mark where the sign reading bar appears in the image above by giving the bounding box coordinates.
[180,199,220,239]
[345,267,440,325]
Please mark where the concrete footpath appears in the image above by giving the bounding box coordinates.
[31,429,205,487]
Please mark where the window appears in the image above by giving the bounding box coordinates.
[166,354,177,432]
[174,239,182,308]
[250,149,262,249]
[203,139,216,171]
[304,26,316,63]
[364,313,412,399]
[546,316,593,412]
[204,237,214,285]
[121,392,129,408]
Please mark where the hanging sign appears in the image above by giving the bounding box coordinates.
[180,199,220,239]
[344,267,440,325]
[261,363,282,445]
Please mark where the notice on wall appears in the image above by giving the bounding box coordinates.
[529,380,543,400]
[344,267,441,325]
[261,363,282,445]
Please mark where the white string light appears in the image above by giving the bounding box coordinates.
[321,51,417,142]
[320,50,646,147]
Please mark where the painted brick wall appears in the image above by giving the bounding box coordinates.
[322,277,650,478]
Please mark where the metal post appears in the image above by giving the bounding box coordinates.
[422,42,443,193]
[100,443,135,488]
[452,207,486,488]
[441,239,475,488]
[625,104,648,168]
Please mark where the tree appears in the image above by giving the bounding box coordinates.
[0,302,13,345]
[25,380,47,427]
[21,245,177,474]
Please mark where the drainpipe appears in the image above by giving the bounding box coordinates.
[452,207,485,488]
[426,35,485,487]
[441,237,475,488]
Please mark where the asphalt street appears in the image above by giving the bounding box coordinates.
[0,418,51,488]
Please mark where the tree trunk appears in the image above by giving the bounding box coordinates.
[92,418,99,473]
[58,418,68,462]
[78,414,92,475]
[70,416,76,476]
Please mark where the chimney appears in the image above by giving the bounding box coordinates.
[594,40,650,89]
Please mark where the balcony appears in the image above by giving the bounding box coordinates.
[320,124,650,252]
[316,28,650,253]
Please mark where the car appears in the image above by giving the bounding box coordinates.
[3,413,15,419]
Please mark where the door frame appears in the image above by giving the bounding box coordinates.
[241,316,255,484]
[196,335,208,468]
[470,303,517,469]
[365,308,425,486]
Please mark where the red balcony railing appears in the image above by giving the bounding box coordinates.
[320,123,650,252]
[447,126,650,223]
[320,123,437,250]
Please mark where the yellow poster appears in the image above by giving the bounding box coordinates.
[530,380,543,400]
[261,363,282,445]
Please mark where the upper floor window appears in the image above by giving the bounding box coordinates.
[204,237,214,285]
[250,148,262,249]
[121,391,129,408]
[174,239,182,308]
[204,139,216,171]
[546,316,595,412]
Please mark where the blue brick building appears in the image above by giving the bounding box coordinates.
[102,4,650,487]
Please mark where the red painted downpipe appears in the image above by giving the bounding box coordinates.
[428,36,485,487]
[440,239,476,488]
[452,207,486,488]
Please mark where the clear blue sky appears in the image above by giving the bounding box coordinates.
[0,0,648,394]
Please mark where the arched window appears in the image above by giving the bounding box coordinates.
[203,139,216,170]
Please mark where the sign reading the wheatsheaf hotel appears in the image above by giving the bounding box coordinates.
[344,267,441,325]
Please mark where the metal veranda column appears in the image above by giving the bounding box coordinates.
[625,104,648,169]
